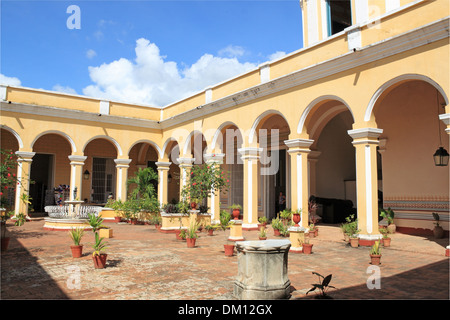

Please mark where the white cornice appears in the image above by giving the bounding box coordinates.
[0,101,161,130]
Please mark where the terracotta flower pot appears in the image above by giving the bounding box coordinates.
[207,229,214,236]
[382,237,391,247]
[130,218,138,225]
[70,245,83,258]
[224,244,235,256]
[273,229,280,236]
[232,209,240,220]
[350,237,359,248]
[387,224,396,234]
[259,237,267,240]
[309,231,315,238]
[370,254,381,265]
[303,243,313,254]
[1,237,10,252]
[175,230,185,240]
[314,228,319,237]
[186,237,196,248]
[92,253,108,269]
[190,202,197,209]
[114,216,121,223]
[292,213,300,226]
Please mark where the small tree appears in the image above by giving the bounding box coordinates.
[185,163,229,203]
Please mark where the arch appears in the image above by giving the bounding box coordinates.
[31,130,76,153]
[249,109,290,145]
[82,135,123,156]
[127,139,162,159]
[0,125,23,149]
[365,74,449,122]
[162,137,180,159]
[297,95,355,135]
[211,121,244,153]
[182,130,207,156]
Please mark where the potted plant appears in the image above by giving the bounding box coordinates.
[205,224,216,236]
[279,209,291,225]
[1,210,12,252]
[306,272,335,299]
[186,219,199,248]
[68,227,85,258]
[432,212,444,239]
[258,216,268,227]
[292,209,301,227]
[369,240,381,265]
[302,237,313,254]
[380,227,391,247]
[219,210,235,256]
[271,217,282,236]
[344,214,360,248]
[92,232,108,269]
[380,207,396,234]
[309,224,316,238]
[230,204,242,220]
[258,227,267,240]
[106,198,124,222]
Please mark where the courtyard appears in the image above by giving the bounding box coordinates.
[1,217,448,301]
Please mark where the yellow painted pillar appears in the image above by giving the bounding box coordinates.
[156,161,171,206]
[68,155,87,201]
[285,139,313,228]
[204,153,225,223]
[177,157,194,199]
[238,147,261,231]
[348,128,383,245]
[114,158,132,201]
[14,151,35,218]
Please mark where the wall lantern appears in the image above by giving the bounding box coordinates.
[83,170,90,180]
[168,173,172,183]
[434,90,449,166]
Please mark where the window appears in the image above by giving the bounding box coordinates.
[327,0,352,36]
[92,157,116,203]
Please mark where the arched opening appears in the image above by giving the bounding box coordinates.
[215,123,244,213]
[31,133,72,212]
[1,128,20,210]
[304,99,355,224]
[128,142,160,200]
[83,138,118,204]
[164,139,181,203]
[373,79,449,233]
[255,113,291,220]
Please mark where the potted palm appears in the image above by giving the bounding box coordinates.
[344,214,360,248]
[271,217,282,236]
[92,232,108,268]
[432,212,444,239]
[369,241,381,265]
[219,210,235,256]
[380,207,396,234]
[186,219,199,248]
[258,227,267,240]
[380,227,391,247]
[68,227,85,258]
[258,216,268,228]
[302,237,313,254]
[205,224,217,236]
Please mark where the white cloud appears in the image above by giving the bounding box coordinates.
[86,49,97,59]
[218,45,246,58]
[0,74,21,86]
[268,51,287,61]
[83,38,257,106]
[52,84,77,95]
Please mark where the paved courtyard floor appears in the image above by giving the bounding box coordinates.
[1,218,449,302]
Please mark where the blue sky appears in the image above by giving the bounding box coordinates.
[1,0,303,106]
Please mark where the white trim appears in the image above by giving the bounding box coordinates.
[320,0,328,40]
[128,139,162,159]
[99,100,110,115]
[348,128,383,140]
[297,153,302,211]
[307,0,319,45]
[385,0,400,13]
[0,125,23,149]
[83,135,123,157]
[365,74,449,122]
[365,145,373,234]
[205,87,213,104]
[354,0,369,24]
[346,26,362,51]
[259,63,270,83]
[249,109,289,145]
[31,130,77,153]
[0,85,7,101]
[439,113,450,126]
[247,159,253,224]
[14,160,23,216]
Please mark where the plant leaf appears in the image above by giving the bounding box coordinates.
[322,274,332,287]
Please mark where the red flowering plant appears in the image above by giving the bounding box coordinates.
[183,162,229,209]
[1,149,19,210]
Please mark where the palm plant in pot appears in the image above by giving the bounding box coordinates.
[219,210,235,256]
[344,214,360,248]
[369,240,381,265]
[68,227,85,258]
[186,219,199,248]
[432,212,444,239]
[258,227,267,240]
[379,227,391,247]
[88,214,108,268]
[380,207,396,234]
[271,216,283,236]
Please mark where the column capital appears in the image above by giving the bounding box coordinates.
[68,155,87,165]
[238,147,262,160]
[156,161,172,170]
[15,151,35,162]
[284,138,314,153]
[114,158,132,168]
[177,157,195,167]
[203,153,225,164]
[348,128,383,145]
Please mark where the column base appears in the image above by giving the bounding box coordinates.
[358,234,382,246]
[242,223,259,231]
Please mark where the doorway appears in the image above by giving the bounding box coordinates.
[29,153,54,212]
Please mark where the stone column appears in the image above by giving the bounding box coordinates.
[114,158,132,201]
[156,161,171,206]
[177,157,195,199]
[348,128,383,245]
[284,139,313,228]
[238,147,261,231]
[204,153,225,223]
[68,155,87,201]
[14,151,35,218]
